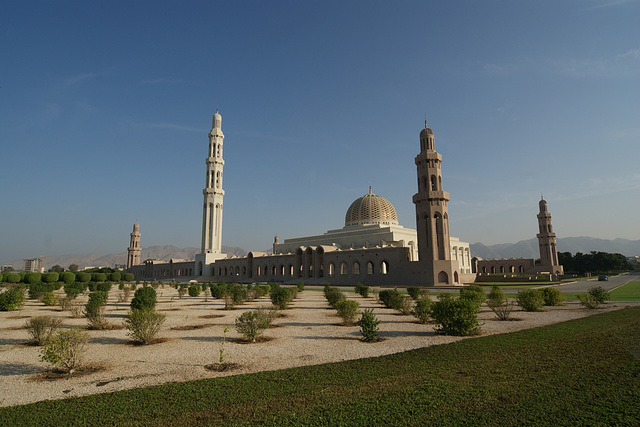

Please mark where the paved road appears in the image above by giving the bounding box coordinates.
[552,272,640,293]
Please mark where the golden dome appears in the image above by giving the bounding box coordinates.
[345,188,399,227]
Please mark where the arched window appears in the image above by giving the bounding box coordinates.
[289,264,294,276]
[352,262,360,275]
[381,261,389,275]
[500,266,505,273]
[328,263,335,277]
[491,266,496,274]
[431,175,437,191]
[367,261,374,275]
[242,266,247,276]
[340,262,348,275]
[454,271,459,283]
[271,265,276,276]
[519,265,524,273]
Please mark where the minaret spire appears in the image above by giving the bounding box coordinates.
[201,109,225,255]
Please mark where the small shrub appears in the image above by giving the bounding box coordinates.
[42,291,59,306]
[96,282,112,293]
[123,273,135,282]
[395,296,413,315]
[40,328,89,373]
[335,299,360,325]
[42,272,59,283]
[177,284,188,298]
[355,283,370,298]
[0,286,26,311]
[130,287,157,311]
[211,283,229,299]
[64,283,84,298]
[407,287,429,301]
[235,310,269,342]
[84,292,109,329]
[223,293,235,310]
[516,289,544,312]
[125,308,166,344]
[431,297,481,336]
[487,285,505,306]
[411,297,432,323]
[91,273,107,282]
[324,287,345,308]
[59,295,74,311]
[270,287,293,310]
[578,293,601,309]
[109,272,121,282]
[487,298,516,321]
[4,272,21,284]
[541,287,566,306]
[357,308,381,342]
[257,305,280,326]
[26,316,62,345]
[459,285,486,307]
[230,283,248,305]
[75,272,91,283]
[28,283,54,300]
[188,284,202,297]
[60,272,76,285]
[379,289,402,309]
[24,272,42,285]
[296,281,305,292]
[588,286,610,304]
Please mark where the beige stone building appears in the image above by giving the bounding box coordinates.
[130,112,477,285]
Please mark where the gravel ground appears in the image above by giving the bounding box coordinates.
[1,286,637,407]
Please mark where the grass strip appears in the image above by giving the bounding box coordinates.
[611,282,640,301]
[1,307,639,426]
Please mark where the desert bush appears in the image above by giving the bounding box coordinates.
[0,286,26,311]
[296,281,305,292]
[42,291,59,306]
[188,284,201,297]
[407,287,429,301]
[96,282,112,293]
[411,297,432,323]
[487,285,505,306]
[63,283,84,298]
[354,283,370,298]
[357,308,381,342]
[91,273,107,282]
[42,272,59,283]
[335,299,360,325]
[230,283,248,305]
[75,272,91,283]
[516,289,544,312]
[223,293,235,310]
[125,308,166,344]
[459,285,486,307]
[4,272,21,284]
[256,285,270,298]
[84,292,109,329]
[289,286,299,299]
[431,297,481,336]
[28,283,54,300]
[130,287,157,311]
[257,305,280,326]
[379,289,403,309]
[26,316,62,345]
[588,286,610,304]
[40,328,89,373]
[578,293,601,309]
[487,298,516,321]
[210,283,229,299]
[324,287,345,308]
[395,296,414,315]
[541,287,566,306]
[123,273,135,282]
[235,310,269,342]
[59,295,74,311]
[60,272,76,285]
[270,287,293,310]
[23,272,42,285]
[177,284,188,298]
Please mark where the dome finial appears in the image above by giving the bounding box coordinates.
[369,181,372,194]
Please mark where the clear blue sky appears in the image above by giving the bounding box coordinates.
[2,0,639,264]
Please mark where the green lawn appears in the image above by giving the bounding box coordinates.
[611,281,640,301]
[2,307,639,426]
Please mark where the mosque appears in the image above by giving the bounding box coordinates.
[128,110,562,285]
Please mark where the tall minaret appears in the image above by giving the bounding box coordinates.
[127,221,141,269]
[201,109,225,255]
[536,198,561,272]
[413,120,452,262]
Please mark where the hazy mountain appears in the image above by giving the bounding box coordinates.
[7,245,248,271]
[471,237,640,260]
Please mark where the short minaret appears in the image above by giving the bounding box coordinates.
[201,109,225,255]
[127,222,141,269]
[536,198,563,275]
[273,235,279,255]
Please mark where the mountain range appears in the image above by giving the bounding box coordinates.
[6,237,639,271]
[470,236,640,260]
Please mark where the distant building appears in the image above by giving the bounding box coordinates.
[23,258,44,273]
[1,265,14,272]
[127,221,142,269]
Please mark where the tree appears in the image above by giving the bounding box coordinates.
[68,264,79,273]
[49,265,64,273]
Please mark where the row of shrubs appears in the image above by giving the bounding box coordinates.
[0,271,135,285]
